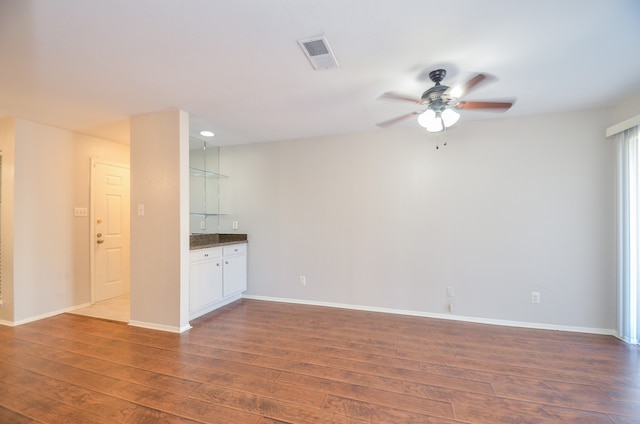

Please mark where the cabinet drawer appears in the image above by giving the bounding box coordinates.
[190,247,222,262]
[223,243,246,256]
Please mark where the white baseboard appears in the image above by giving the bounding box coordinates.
[0,295,618,339]
[5,303,93,327]
[189,293,242,321]
[242,295,617,337]
[128,320,192,333]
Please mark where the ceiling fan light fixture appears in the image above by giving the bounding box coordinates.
[417,109,436,128]
[418,109,445,132]
[417,108,459,132]
[441,108,460,127]
[425,117,444,133]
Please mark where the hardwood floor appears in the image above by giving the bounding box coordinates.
[0,299,638,423]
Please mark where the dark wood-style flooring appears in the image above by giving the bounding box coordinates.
[0,299,638,423]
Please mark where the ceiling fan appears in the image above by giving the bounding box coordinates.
[377,69,514,132]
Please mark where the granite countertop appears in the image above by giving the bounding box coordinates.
[190,233,248,250]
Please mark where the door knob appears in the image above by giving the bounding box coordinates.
[97,233,103,238]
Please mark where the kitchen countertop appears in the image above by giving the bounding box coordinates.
[190,233,247,250]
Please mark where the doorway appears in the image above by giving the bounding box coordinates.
[90,161,131,309]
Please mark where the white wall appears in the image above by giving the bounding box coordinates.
[130,110,190,332]
[221,108,616,332]
[0,118,128,323]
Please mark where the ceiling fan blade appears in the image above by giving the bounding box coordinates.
[376,111,420,127]
[445,73,491,98]
[379,92,422,104]
[454,100,513,111]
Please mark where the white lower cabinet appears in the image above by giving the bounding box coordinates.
[222,244,247,296]
[189,242,247,320]
[189,247,223,315]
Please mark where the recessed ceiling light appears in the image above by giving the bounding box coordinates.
[200,130,214,137]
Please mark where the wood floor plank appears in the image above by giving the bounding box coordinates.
[0,299,637,423]
[258,418,295,424]
[0,366,202,423]
[609,414,640,424]
[191,384,365,424]
[490,373,640,416]
[454,395,615,424]
[0,343,121,392]
[0,404,40,423]
[277,371,455,419]
[203,370,327,408]
[323,394,459,423]
[104,380,262,424]
[0,381,114,424]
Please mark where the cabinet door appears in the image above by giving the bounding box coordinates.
[223,254,247,296]
[190,259,223,312]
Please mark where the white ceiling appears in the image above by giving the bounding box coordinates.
[1,0,639,145]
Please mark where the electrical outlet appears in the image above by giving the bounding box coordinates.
[446,287,455,297]
[531,291,541,304]
[299,275,306,286]
[232,221,239,230]
[200,221,206,230]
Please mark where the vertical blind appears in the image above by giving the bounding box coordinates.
[617,125,640,344]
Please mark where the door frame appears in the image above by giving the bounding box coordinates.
[89,159,131,304]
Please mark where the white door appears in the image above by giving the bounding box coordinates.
[92,162,130,303]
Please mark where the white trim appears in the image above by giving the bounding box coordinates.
[6,304,90,327]
[606,114,640,138]
[128,320,192,333]
[243,295,617,337]
[0,302,91,327]
[189,293,242,321]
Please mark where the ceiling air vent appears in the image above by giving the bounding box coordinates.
[298,36,339,70]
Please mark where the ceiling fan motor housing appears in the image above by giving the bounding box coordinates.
[420,69,452,111]
[429,69,446,84]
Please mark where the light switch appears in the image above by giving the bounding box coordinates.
[137,204,145,216]
[74,207,88,217]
